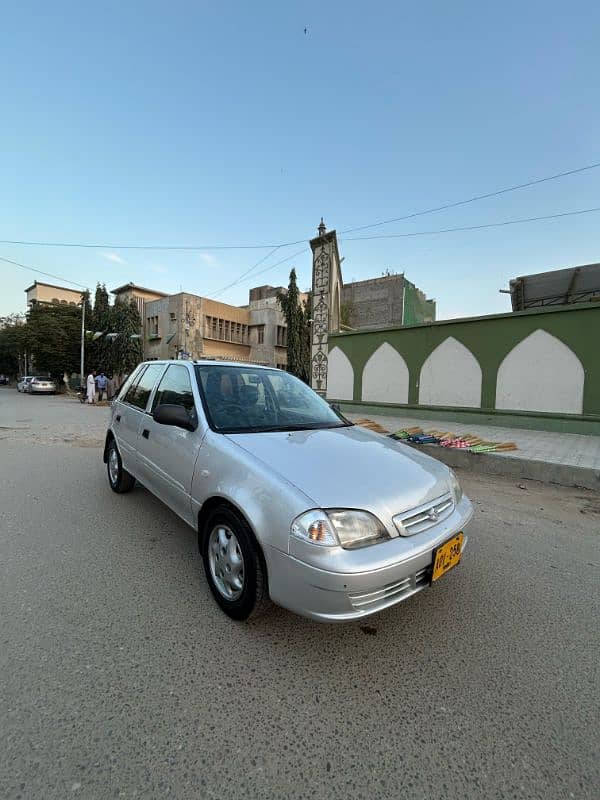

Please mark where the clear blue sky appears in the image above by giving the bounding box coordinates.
[1,0,599,318]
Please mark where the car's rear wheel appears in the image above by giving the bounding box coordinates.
[107,440,135,494]
[201,505,270,621]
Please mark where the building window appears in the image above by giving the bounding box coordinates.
[147,316,160,338]
[276,325,287,347]
[256,325,265,345]
[169,312,176,334]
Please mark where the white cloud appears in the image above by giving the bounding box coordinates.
[199,252,216,265]
[101,252,127,265]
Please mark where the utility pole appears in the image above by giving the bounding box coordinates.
[80,296,86,382]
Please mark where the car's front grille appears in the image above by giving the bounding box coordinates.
[348,566,430,612]
[393,492,454,537]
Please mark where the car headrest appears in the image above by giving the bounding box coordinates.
[239,384,258,407]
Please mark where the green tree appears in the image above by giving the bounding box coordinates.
[90,283,111,372]
[277,269,311,383]
[0,315,29,377]
[27,304,81,382]
[112,298,143,375]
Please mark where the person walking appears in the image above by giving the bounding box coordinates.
[96,371,108,401]
[86,370,97,404]
[106,374,115,401]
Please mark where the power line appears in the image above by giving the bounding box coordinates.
[340,206,600,242]
[0,255,88,290]
[339,161,600,235]
[3,206,598,303]
[205,205,600,298]
[209,245,282,299]
[0,238,302,251]
[1,159,598,252]
[230,247,310,291]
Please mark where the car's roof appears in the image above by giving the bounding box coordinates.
[141,359,276,370]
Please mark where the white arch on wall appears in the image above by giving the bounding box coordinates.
[419,337,482,408]
[495,329,584,414]
[326,346,354,401]
[361,342,409,404]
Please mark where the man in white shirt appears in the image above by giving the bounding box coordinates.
[86,370,97,404]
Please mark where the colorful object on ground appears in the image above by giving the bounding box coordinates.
[354,418,391,434]
[356,419,519,455]
[390,426,423,440]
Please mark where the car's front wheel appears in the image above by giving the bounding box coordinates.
[201,505,270,621]
[107,440,136,493]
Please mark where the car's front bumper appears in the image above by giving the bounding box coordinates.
[265,495,474,622]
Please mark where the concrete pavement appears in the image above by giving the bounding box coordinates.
[1,388,599,799]
[345,410,600,490]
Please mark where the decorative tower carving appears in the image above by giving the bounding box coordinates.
[309,220,343,396]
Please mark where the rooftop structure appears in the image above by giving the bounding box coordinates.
[25,281,83,308]
[507,263,600,311]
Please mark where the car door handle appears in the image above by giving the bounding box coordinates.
[115,414,121,422]
[142,429,150,439]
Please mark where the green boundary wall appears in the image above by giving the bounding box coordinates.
[329,304,600,435]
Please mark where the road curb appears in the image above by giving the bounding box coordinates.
[405,442,600,491]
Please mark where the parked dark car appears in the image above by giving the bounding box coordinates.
[0,374,9,385]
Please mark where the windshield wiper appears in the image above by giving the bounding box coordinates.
[247,422,348,433]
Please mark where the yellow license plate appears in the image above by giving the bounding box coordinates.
[431,533,464,582]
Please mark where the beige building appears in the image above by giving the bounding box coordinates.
[111,282,168,318]
[144,293,254,362]
[143,285,295,367]
[25,281,83,307]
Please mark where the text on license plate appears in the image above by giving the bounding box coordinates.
[431,532,463,582]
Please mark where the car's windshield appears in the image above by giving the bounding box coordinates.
[195,365,350,434]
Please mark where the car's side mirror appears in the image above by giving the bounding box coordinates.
[153,403,197,432]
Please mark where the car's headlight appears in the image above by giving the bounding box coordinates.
[449,470,463,504]
[291,509,390,550]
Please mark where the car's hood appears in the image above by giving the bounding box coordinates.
[227,425,452,518]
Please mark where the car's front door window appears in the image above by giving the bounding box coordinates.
[151,365,196,417]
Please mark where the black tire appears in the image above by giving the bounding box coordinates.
[107,439,136,494]
[201,505,271,621]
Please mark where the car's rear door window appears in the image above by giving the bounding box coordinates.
[125,364,164,411]
[118,365,145,402]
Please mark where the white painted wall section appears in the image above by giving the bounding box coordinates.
[327,346,354,401]
[496,329,584,414]
[361,342,409,403]
[419,337,482,407]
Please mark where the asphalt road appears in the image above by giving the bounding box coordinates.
[1,388,599,799]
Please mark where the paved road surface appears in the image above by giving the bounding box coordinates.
[1,388,599,799]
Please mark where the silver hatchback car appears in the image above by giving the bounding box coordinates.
[104,360,473,622]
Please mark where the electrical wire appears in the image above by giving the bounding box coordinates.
[339,161,600,235]
[3,205,599,302]
[0,255,88,290]
[1,160,598,252]
[0,238,302,251]
[209,245,282,299]
[340,206,600,242]
[208,205,600,297]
